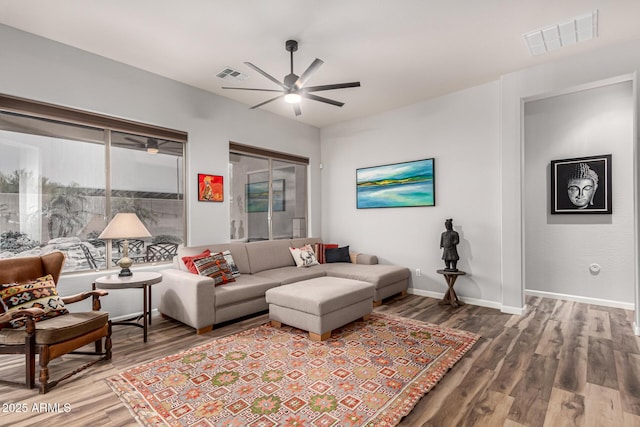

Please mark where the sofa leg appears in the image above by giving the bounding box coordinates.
[373,300,382,307]
[197,325,213,335]
[362,314,371,321]
[270,320,282,328]
[309,331,331,341]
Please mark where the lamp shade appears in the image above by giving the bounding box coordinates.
[98,213,151,240]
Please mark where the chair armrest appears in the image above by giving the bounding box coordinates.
[61,290,109,305]
[0,307,45,333]
[350,252,379,265]
[0,307,45,323]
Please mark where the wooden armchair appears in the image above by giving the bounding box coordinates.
[0,252,112,394]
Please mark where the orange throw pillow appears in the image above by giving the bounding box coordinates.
[182,249,211,274]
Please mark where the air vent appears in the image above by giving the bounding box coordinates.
[524,10,598,56]
[216,67,248,81]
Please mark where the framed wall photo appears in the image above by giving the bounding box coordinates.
[198,174,224,202]
[356,158,435,209]
[550,154,612,214]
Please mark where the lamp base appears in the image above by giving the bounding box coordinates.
[118,267,133,277]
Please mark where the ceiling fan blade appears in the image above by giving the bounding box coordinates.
[293,103,302,116]
[301,93,344,107]
[125,136,146,146]
[222,87,283,92]
[294,58,324,89]
[302,82,361,92]
[250,94,284,109]
[244,62,287,89]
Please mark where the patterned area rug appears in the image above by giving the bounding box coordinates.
[107,313,479,426]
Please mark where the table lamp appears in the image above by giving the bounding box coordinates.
[98,213,151,277]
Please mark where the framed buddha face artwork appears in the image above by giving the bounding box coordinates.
[550,154,612,214]
[198,174,223,202]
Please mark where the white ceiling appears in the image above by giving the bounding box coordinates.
[1,1,640,128]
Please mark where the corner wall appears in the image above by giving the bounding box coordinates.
[321,82,502,307]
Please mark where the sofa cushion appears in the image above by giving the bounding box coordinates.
[319,263,410,288]
[193,253,235,285]
[325,246,351,263]
[214,275,280,307]
[177,243,250,274]
[289,244,319,267]
[221,250,241,277]
[254,266,326,285]
[182,249,211,274]
[245,240,295,274]
[289,237,323,248]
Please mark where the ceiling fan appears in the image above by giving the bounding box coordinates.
[222,40,360,116]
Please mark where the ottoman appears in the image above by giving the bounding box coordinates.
[265,276,374,341]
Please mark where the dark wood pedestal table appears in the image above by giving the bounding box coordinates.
[93,272,162,343]
[436,269,466,307]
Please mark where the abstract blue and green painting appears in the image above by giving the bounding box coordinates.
[356,158,435,208]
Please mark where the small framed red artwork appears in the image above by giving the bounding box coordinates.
[198,174,223,202]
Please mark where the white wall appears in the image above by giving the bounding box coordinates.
[321,82,502,307]
[524,81,635,305]
[0,24,321,317]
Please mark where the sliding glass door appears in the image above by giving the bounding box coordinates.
[229,146,307,241]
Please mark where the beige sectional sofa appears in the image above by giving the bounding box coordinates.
[157,238,410,334]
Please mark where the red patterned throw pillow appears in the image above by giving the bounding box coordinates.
[193,252,235,286]
[182,249,211,274]
[0,274,69,328]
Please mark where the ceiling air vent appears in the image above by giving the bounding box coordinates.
[216,67,248,81]
[524,10,598,56]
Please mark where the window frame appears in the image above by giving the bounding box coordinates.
[0,93,188,273]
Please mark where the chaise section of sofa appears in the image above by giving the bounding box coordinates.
[157,238,410,334]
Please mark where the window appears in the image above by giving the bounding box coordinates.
[229,143,308,241]
[0,95,186,273]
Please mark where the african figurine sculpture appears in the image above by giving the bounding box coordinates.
[440,218,459,272]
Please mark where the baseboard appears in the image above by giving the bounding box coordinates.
[111,308,159,322]
[407,288,502,310]
[525,289,635,311]
[500,305,527,316]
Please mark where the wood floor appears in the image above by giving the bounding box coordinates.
[1,294,639,426]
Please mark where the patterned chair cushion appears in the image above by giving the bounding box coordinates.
[0,274,69,328]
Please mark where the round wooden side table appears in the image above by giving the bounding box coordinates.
[436,269,466,308]
[93,271,162,343]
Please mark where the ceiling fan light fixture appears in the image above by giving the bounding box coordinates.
[284,93,301,104]
[146,139,159,154]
